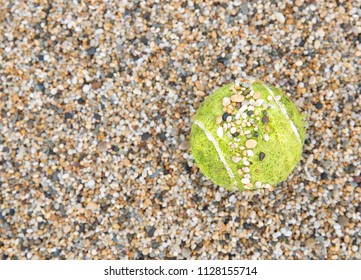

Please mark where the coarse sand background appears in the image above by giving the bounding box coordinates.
[0,0,360,260]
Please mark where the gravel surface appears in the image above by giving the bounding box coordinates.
[0,0,360,260]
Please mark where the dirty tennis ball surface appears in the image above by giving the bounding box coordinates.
[190,78,306,191]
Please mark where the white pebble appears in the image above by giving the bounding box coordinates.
[215,192,221,201]
[222,97,231,106]
[241,178,250,184]
[255,182,262,188]
[264,134,270,141]
[217,126,223,138]
[255,99,264,107]
[232,156,241,163]
[246,150,254,157]
[275,12,286,24]
[333,223,341,230]
[83,84,91,93]
[240,104,248,112]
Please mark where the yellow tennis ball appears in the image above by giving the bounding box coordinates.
[190,78,306,191]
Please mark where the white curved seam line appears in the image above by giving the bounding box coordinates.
[263,84,302,144]
[194,120,237,189]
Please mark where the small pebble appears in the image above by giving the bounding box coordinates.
[223,97,231,106]
[241,178,250,184]
[216,126,224,138]
[232,156,241,163]
[253,92,261,99]
[64,112,73,120]
[97,141,108,152]
[216,115,223,124]
[245,139,257,149]
[262,116,269,124]
[264,134,270,141]
[230,95,244,103]
[255,182,262,188]
[222,113,230,121]
[259,152,265,161]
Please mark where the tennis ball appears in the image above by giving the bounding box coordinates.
[190,78,306,191]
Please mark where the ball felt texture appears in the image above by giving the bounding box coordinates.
[190,78,306,191]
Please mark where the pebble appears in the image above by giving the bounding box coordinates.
[255,182,262,188]
[222,113,231,121]
[264,134,270,142]
[97,141,108,152]
[231,95,244,103]
[223,97,231,106]
[245,139,257,149]
[262,116,269,124]
[232,156,241,163]
[305,238,316,248]
[259,152,265,161]
[216,115,223,124]
[255,99,264,107]
[275,12,286,24]
[63,226,72,234]
[253,92,261,99]
[337,216,349,227]
[241,178,250,184]
[179,141,190,151]
[309,76,317,85]
[216,126,224,138]
[86,201,98,211]
[243,167,250,173]
[181,248,191,259]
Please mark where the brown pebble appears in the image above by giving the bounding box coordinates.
[226,105,234,114]
[91,81,102,90]
[216,115,223,124]
[353,176,361,183]
[179,141,190,150]
[337,216,349,227]
[245,139,257,149]
[262,116,269,124]
[86,201,98,211]
[97,141,108,152]
[230,95,245,103]
[253,92,261,99]
[305,238,316,248]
